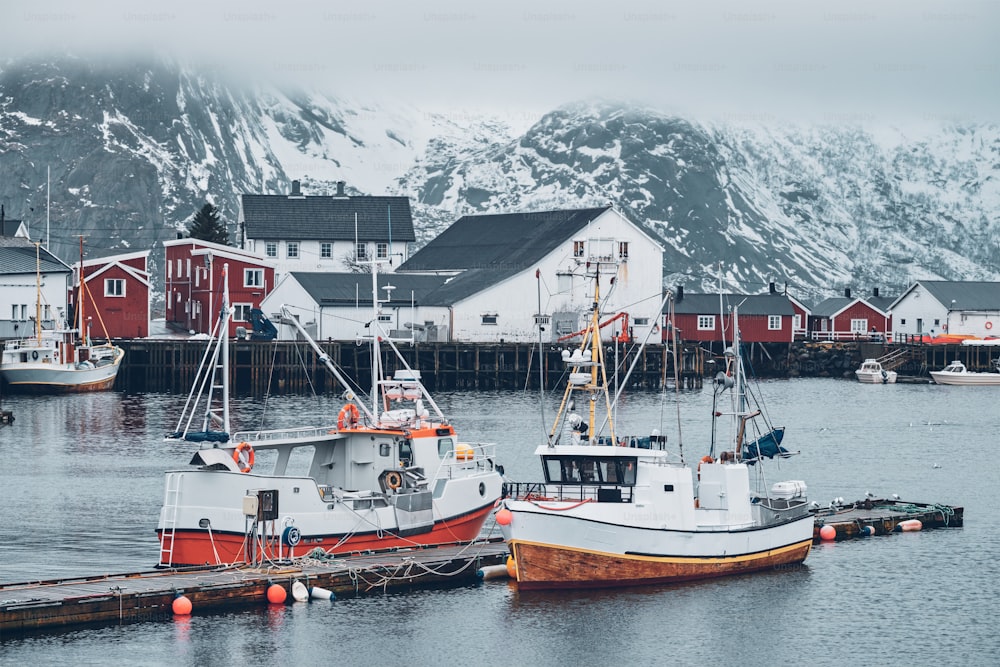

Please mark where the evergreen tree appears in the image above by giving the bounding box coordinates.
[187,203,229,245]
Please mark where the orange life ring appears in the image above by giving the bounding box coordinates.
[697,455,714,480]
[337,403,360,430]
[233,441,254,473]
[384,470,402,490]
[987,322,993,330]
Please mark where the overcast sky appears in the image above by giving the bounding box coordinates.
[4,0,997,126]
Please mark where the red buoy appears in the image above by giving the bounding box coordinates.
[267,584,287,604]
[172,595,193,616]
[496,508,512,526]
[819,525,836,541]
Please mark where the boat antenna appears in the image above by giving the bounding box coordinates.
[46,166,50,250]
[536,268,548,440]
[78,235,87,346]
[34,242,42,344]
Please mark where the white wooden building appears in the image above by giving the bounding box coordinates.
[0,238,72,339]
[889,281,1000,338]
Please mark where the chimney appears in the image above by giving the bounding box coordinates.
[873,287,880,298]
[288,180,304,199]
[845,288,851,299]
[176,232,183,240]
[769,281,776,294]
[676,285,684,302]
[335,181,347,198]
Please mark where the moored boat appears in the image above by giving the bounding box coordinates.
[855,358,897,384]
[156,262,504,567]
[929,359,1000,386]
[0,241,123,392]
[497,265,812,589]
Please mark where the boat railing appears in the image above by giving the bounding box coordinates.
[231,424,340,445]
[436,442,499,477]
[503,480,634,503]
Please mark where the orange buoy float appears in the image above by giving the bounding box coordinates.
[505,555,517,579]
[172,594,193,616]
[266,584,287,604]
[337,403,360,430]
[819,525,836,541]
[896,519,923,532]
[495,508,512,526]
[233,441,254,473]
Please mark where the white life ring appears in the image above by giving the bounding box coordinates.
[986,322,993,330]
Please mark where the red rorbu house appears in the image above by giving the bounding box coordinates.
[664,287,797,351]
[164,238,275,336]
[70,249,151,339]
[808,288,893,342]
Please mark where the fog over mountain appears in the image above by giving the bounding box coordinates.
[1,56,997,306]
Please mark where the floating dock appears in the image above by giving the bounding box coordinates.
[0,540,509,635]
[812,498,963,541]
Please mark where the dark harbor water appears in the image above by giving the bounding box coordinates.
[1,379,998,666]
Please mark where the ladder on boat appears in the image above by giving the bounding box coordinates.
[157,473,182,567]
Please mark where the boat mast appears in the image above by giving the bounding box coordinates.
[77,236,87,346]
[369,257,382,422]
[34,242,42,344]
[220,263,231,435]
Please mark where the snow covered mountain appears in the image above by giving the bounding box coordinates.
[1,56,997,303]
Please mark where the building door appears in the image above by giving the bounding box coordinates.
[916,318,923,334]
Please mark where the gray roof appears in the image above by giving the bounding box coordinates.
[904,281,1000,310]
[0,238,71,275]
[670,292,796,316]
[290,272,450,307]
[242,194,415,242]
[398,206,613,273]
[810,295,893,318]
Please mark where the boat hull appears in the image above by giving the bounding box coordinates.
[158,502,496,566]
[855,371,897,384]
[501,502,814,589]
[929,372,1000,386]
[0,358,121,392]
[509,536,813,589]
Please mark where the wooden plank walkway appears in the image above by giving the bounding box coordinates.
[811,498,963,541]
[0,540,509,635]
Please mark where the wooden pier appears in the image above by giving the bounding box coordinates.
[811,498,963,541]
[0,540,509,635]
[110,339,704,394]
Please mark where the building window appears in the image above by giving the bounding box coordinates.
[618,241,629,258]
[234,303,252,322]
[850,319,868,333]
[793,314,802,329]
[265,242,278,258]
[377,242,388,259]
[105,278,125,297]
[900,318,906,326]
[573,241,585,258]
[482,313,498,325]
[286,242,299,259]
[697,315,715,330]
[245,269,264,288]
[768,315,781,330]
[356,242,367,260]
[320,242,332,259]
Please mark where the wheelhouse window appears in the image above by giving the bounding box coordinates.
[105,278,124,297]
[234,303,252,322]
[286,242,299,259]
[265,242,277,258]
[320,242,332,259]
[697,315,715,330]
[768,315,781,330]
[437,437,455,457]
[245,269,264,288]
[542,455,637,486]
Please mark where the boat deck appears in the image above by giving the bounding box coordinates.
[811,498,963,540]
[1,540,509,635]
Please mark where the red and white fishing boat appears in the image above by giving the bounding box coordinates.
[157,262,503,567]
[497,264,813,589]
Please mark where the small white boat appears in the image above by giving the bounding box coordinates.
[0,242,123,393]
[929,359,1000,386]
[855,359,897,384]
